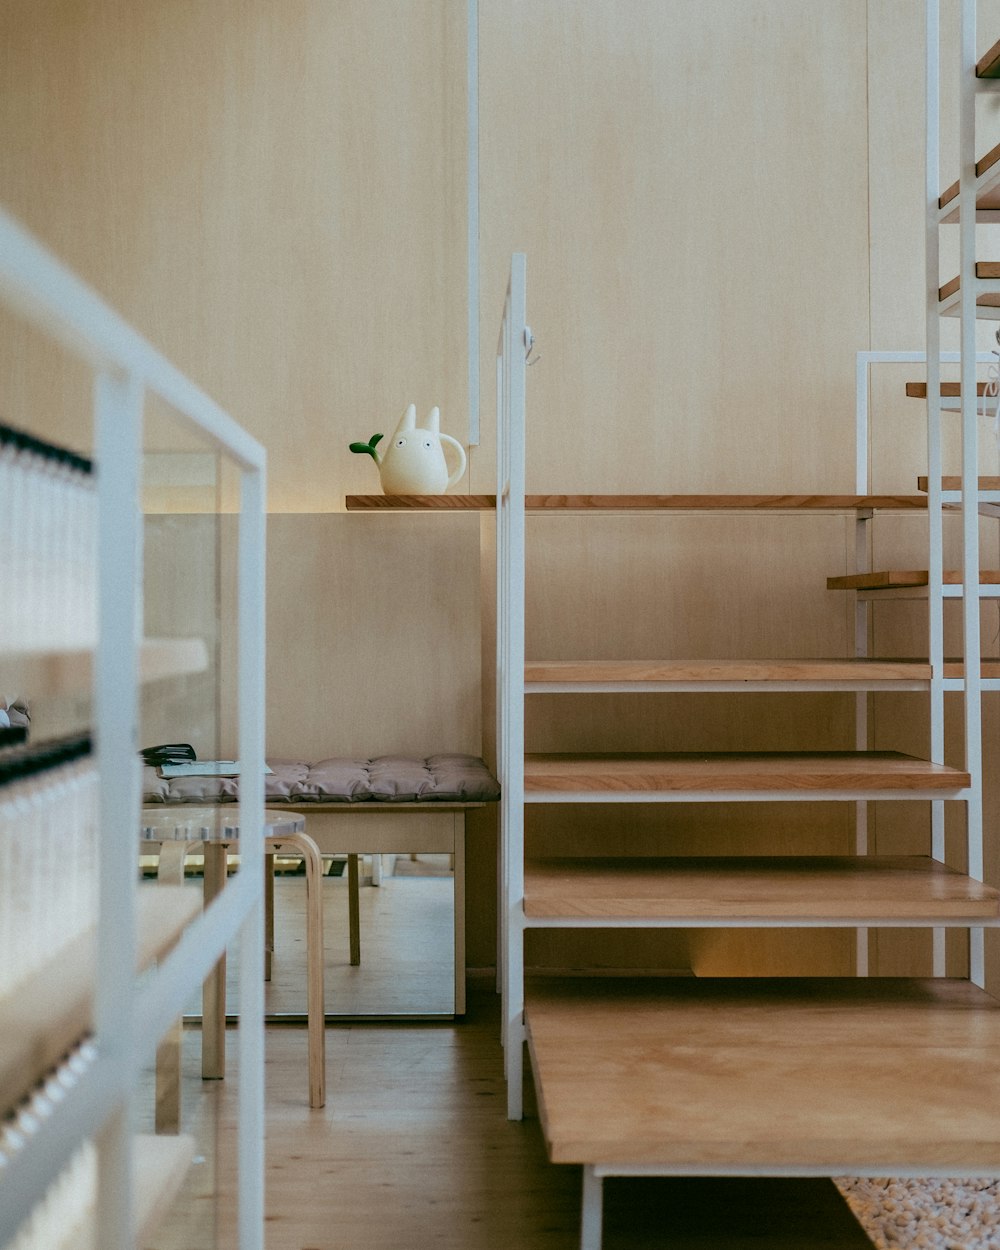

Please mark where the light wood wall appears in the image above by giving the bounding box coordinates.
[5,1,1000,976]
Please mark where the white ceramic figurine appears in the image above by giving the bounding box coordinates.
[350,404,467,494]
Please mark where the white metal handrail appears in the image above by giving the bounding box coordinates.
[0,207,266,1250]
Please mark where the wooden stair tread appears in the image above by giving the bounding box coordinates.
[0,884,200,1118]
[523,855,1000,921]
[918,475,1000,491]
[522,751,969,794]
[345,494,927,512]
[939,263,1000,306]
[827,569,1000,590]
[979,36,1000,78]
[939,137,1000,213]
[907,382,992,398]
[526,976,1000,1168]
[525,658,933,684]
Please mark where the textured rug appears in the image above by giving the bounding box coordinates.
[836,1178,1000,1249]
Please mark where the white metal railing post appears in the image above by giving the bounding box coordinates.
[236,459,266,1250]
[960,0,986,986]
[467,0,480,448]
[498,255,527,1121]
[93,366,144,1250]
[927,0,947,977]
[496,348,506,996]
[854,353,871,976]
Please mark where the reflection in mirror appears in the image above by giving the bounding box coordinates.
[138,402,458,1017]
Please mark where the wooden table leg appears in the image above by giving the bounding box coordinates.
[348,853,361,966]
[155,840,193,1132]
[201,841,228,1080]
[453,815,466,1016]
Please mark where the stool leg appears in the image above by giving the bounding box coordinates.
[348,853,361,966]
[155,840,190,1132]
[271,834,326,1109]
[302,839,326,1108]
[202,842,228,1079]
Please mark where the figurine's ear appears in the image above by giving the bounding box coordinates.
[426,406,441,434]
[392,403,417,437]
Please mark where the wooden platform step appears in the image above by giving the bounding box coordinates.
[827,569,1000,591]
[522,751,969,797]
[523,855,1000,923]
[525,976,1000,1170]
[525,658,933,688]
[346,494,927,512]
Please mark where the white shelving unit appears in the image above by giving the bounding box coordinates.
[0,209,266,1250]
[496,225,1000,1241]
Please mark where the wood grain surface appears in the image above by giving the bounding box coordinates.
[523,855,1000,920]
[523,752,970,794]
[526,977,1000,1167]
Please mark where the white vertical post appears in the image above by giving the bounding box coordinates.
[580,1167,604,1250]
[496,349,506,997]
[960,0,985,987]
[854,361,871,975]
[927,0,947,978]
[236,462,266,1250]
[93,366,144,1250]
[499,255,527,1120]
[467,0,480,447]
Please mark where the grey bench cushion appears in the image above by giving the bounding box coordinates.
[142,753,500,806]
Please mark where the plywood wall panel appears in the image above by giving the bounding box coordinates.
[0,0,469,510]
[476,0,871,496]
[262,514,481,759]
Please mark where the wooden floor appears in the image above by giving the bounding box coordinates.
[144,982,875,1250]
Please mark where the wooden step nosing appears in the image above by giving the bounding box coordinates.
[525,679,932,693]
[525,787,971,802]
[524,912,1000,926]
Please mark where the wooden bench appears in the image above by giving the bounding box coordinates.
[142,754,500,1017]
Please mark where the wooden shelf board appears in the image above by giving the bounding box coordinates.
[526,976,1000,1168]
[523,751,969,795]
[135,1132,196,1246]
[827,569,1000,591]
[524,658,933,685]
[523,855,1000,921]
[0,885,200,1119]
[345,493,497,511]
[524,495,927,512]
[346,494,927,513]
[0,638,208,698]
